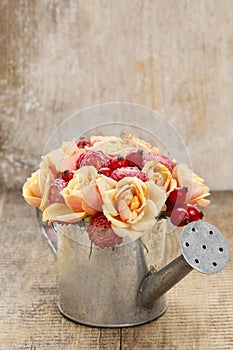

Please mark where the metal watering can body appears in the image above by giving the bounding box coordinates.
[37,209,229,327]
[57,219,167,327]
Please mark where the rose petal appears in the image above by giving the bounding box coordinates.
[96,175,117,198]
[42,203,86,223]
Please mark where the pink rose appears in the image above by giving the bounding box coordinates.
[48,178,66,203]
[111,166,148,182]
[87,213,123,248]
[77,150,110,170]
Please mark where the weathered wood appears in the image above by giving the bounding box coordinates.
[0,191,232,349]
[1,0,233,190]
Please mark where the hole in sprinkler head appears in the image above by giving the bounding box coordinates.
[219,247,223,252]
[213,262,217,267]
[185,242,189,247]
[209,230,213,235]
[195,259,199,264]
[202,245,207,249]
[192,227,196,232]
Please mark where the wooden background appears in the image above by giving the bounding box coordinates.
[1,0,233,191]
[0,2,233,348]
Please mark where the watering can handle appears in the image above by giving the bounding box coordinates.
[36,208,57,255]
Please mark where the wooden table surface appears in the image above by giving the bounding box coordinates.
[0,191,232,350]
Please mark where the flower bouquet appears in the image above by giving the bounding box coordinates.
[22,134,210,249]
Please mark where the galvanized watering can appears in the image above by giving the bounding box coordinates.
[37,103,229,327]
[37,210,229,327]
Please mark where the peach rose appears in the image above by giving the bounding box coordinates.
[102,177,166,240]
[142,160,177,193]
[96,174,117,198]
[42,166,103,223]
[22,169,42,208]
[40,141,85,178]
[62,166,103,216]
[39,141,86,208]
[173,164,210,207]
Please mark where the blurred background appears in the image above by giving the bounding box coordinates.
[1,0,232,191]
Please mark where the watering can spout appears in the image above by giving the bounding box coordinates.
[138,220,229,310]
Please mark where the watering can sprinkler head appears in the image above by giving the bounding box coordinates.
[137,220,229,310]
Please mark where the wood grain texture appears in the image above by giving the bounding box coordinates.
[0,0,233,191]
[0,191,232,349]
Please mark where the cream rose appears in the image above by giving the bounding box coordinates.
[89,135,160,158]
[173,164,210,207]
[102,177,166,241]
[89,136,135,158]
[22,169,42,208]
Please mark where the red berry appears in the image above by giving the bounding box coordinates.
[186,204,203,222]
[170,207,190,227]
[109,156,129,170]
[169,187,188,206]
[61,170,75,183]
[126,150,143,169]
[98,167,112,177]
[77,137,92,148]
